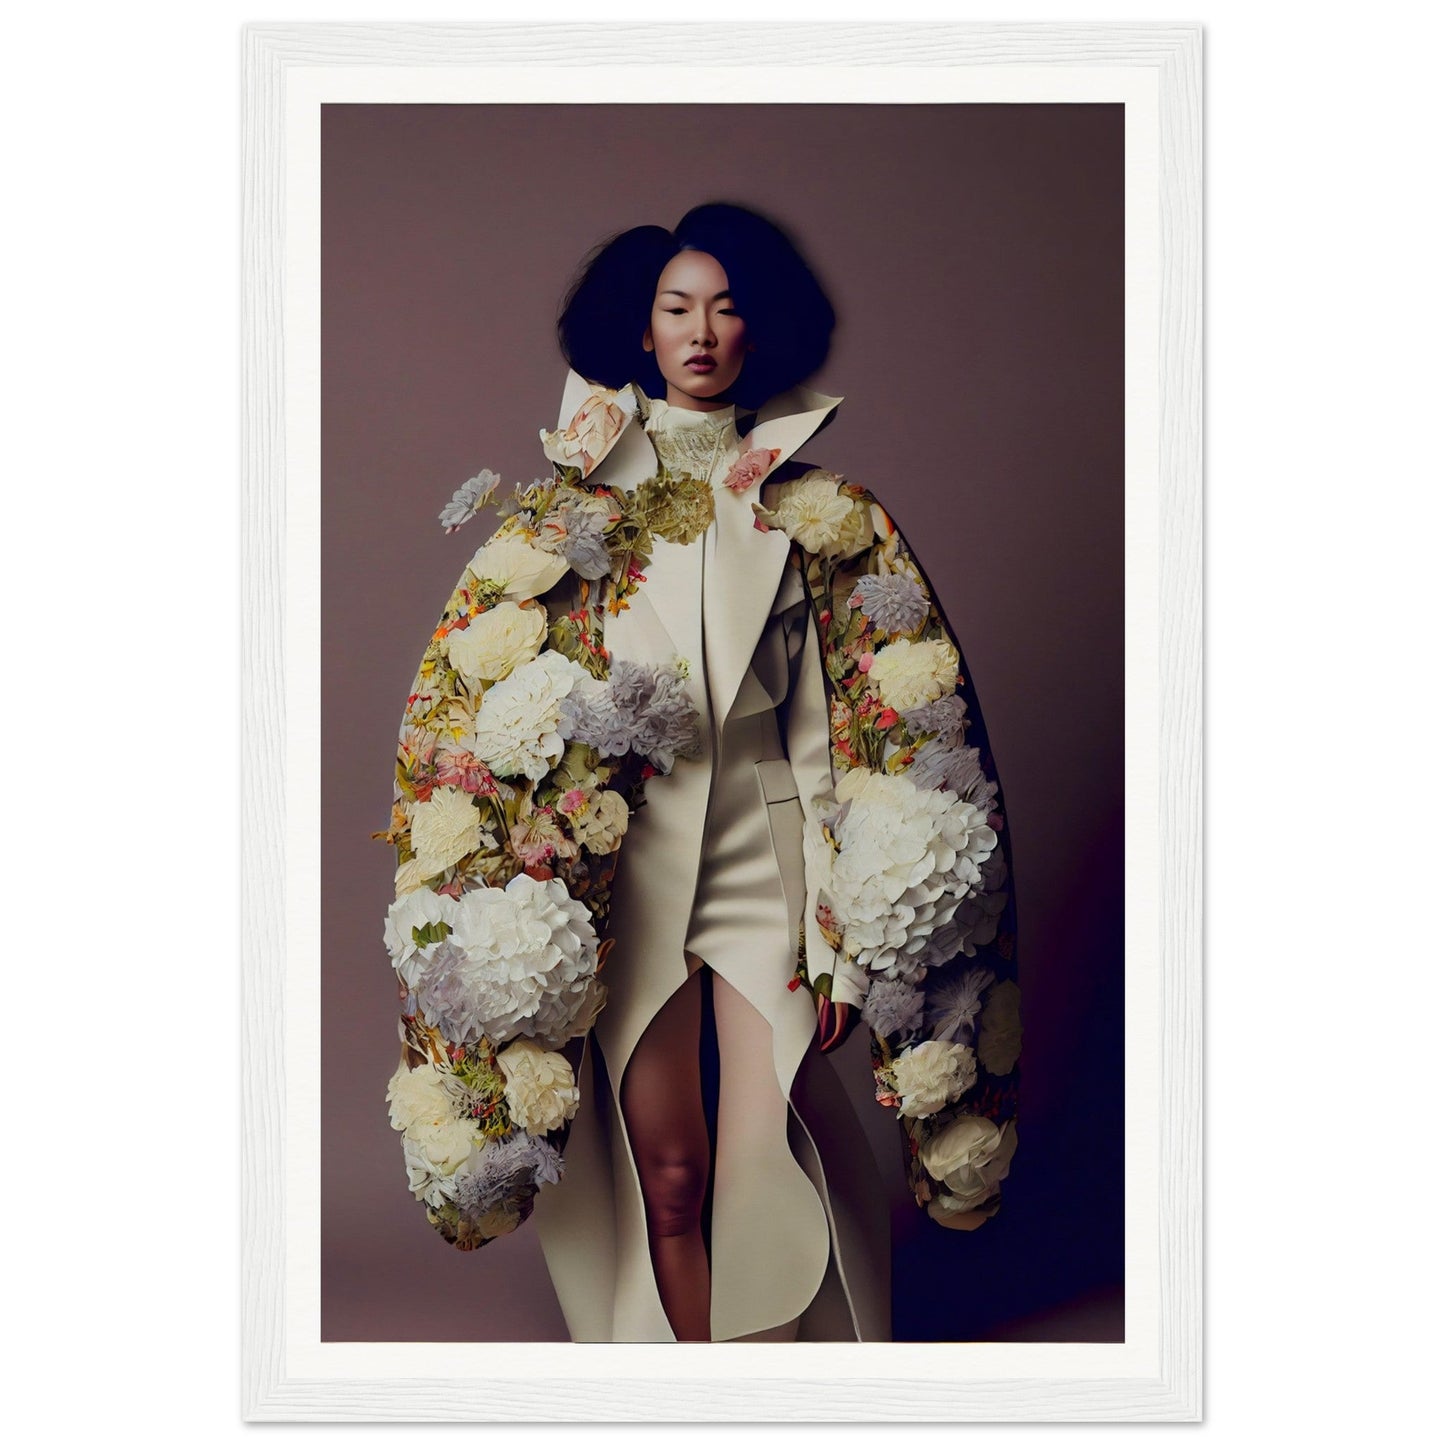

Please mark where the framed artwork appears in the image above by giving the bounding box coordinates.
[242,21,1200,1422]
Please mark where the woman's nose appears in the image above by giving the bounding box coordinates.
[692,316,715,346]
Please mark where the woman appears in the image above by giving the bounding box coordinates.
[382,204,1019,1345]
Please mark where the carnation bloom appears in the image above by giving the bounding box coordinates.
[409,784,486,878]
[444,601,547,683]
[867,637,960,712]
[816,768,998,982]
[496,1039,581,1134]
[417,873,601,1047]
[386,1061,459,1135]
[453,1132,565,1220]
[753,472,856,553]
[438,468,501,530]
[470,650,587,781]
[848,570,929,634]
[891,1039,978,1118]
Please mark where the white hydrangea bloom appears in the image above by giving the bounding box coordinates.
[438,873,601,1046]
[469,650,588,782]
[817,768,998,982]
[496,1039,581,1134]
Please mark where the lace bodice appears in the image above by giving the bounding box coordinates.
[642,398,741,483]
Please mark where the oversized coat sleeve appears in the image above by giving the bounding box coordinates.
[769,477,1020,1229]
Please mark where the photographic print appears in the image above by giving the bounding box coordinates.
[243,23,1199,1421]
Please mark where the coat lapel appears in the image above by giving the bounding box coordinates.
[540,373,843,712]
[706,385,843,726]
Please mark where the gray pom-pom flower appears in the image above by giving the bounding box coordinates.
[925,966,996,1044]
[861,976,926,1042]
[848,571,929,635]
[439,468,502,530]
[454,1133,565,1218]
[902,694,969,747]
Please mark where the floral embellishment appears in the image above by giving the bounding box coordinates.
[977,978,1022,1076]
[918,1115,1018,1220]
[468,532,571,601]
[444,601,547,684]
[890,1039,979,1118]
[867,636,960,712]
[752,470,874,558]
[538,384,636,477]
[496,1039,581,1135]
[439,468,503,531]
[848,570,929,634]
[722,446,780,493]
[469,650,588,782]
[409,785,489,879]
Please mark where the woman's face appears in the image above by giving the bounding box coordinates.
[642,249,749,410]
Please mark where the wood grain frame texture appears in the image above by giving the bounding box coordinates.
[241,20,1201,1423]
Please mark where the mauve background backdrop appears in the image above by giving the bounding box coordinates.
[321,102,1123,1343]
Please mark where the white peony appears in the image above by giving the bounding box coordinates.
[496,1039,581,1134]
[403,1122,479,1207]
[468,532,571,600]
[891,1039,978,1118]
[383,885,458,987]
[409,784,486,878]
[386,1060,458,1135]
[434,873,601,1046]
[571,788,630,853]
[444,602,547,683]
[817,768,998,982]
[919,1115,1018,1218]
[977,979,1022,1075]
[761,473,861,555]
[470,650,587,782]
[868,637,960,712]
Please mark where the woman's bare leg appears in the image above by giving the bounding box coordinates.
[619,963,712,1341]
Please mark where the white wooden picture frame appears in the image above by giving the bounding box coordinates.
[241,20,1201,1422]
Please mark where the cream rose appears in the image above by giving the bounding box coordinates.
[919,1115,1018,1215]
[977,979,1022,1075]
[386,1061,457,1135]
[868,637,960,712]
[409,784,485,878]
[444,602,547,683]
[468,532,571,600]
[891,1038,978,1118]
[571,788,630,853]
[496,1039,581,1134]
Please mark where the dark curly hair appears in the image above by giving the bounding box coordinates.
[556,202,836,412]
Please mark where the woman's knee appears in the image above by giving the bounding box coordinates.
[637,1152,709,1236]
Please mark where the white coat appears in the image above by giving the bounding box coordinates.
[529,372,891,1342]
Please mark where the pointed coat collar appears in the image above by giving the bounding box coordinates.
[545,369,843,494]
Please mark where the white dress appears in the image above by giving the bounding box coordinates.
[530,397,891,1343]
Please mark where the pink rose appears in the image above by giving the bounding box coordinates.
[858,651,875,673]
[722,446,780,493]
